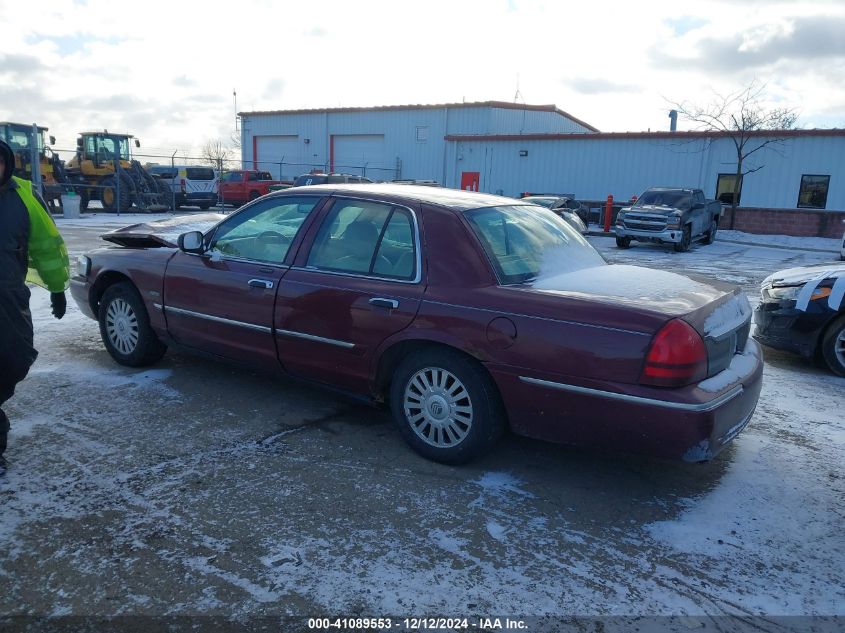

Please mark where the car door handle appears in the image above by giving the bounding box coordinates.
[248,279,274,289]
[369,298,399,309]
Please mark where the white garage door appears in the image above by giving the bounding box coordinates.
[256,135,301,181]
[332,134,389,179]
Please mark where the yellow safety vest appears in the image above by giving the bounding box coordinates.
[13,176,71,293]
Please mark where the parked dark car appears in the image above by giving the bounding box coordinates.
[520,195,588,234]
[293,172,373,186]
[70,184,762,464]
[754,262,845,376]
[614,187,722,252]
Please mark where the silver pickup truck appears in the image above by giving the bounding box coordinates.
[614,187,722,252]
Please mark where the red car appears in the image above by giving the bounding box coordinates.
[70,185,763,464]
[217,170,282,206]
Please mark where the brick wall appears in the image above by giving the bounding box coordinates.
[721,207,845,238]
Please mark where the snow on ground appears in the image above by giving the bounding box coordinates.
[718,229,842,253]
[1,222,843,621]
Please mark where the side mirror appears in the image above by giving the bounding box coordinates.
[691,202,704,210]
[178,231,205,254]
[49,135,56,145]
[76,138,83,149]
[135,139,141,148]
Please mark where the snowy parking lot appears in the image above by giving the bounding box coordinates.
[1,214,843,631]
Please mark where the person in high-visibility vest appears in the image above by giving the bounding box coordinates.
[0,139,70,458]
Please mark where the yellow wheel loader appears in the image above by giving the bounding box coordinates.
[0,122,68,212]
[64,131,172,212]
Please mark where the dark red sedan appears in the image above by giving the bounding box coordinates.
[70,184,762,464]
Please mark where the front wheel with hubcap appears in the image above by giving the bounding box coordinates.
[674,225,692,252]
[390,349,506,464]
[820,315,845,377]
[98,282,167,367]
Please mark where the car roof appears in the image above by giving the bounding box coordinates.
[281,183,526,211]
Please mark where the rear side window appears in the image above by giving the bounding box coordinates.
[220,172,242,182]
[295,175,327,186]
[307,199,417,280]
[186,167,215,180]
[258,172,273,180]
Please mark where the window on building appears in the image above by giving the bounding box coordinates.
[715,174,742,205]
[797,175,830,209]
[415,126,429,142]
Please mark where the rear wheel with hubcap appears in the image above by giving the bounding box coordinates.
[704,218,718,245]
[98,282,167,367]
[390,349,505,464]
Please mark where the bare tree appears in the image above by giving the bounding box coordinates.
[671,81,798,228]
[200,139,232,171]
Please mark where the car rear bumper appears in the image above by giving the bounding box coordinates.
[490,339,764,461]
[615,226,683,243]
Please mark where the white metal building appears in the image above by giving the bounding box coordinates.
[239,101,845,235]
[240,101,597,183]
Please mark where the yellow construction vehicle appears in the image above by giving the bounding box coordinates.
[64,130,172,212]
[0,122,67,211]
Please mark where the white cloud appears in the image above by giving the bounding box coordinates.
[1,0,843,161]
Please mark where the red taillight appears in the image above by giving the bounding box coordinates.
[640,318,707,387]
[180,178,186,193]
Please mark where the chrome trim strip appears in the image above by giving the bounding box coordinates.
[276,329,355,349]
[165,306,272,333]
[518,376,744,412]
[153,302,163,311]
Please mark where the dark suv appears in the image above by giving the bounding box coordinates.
[293,173,373,187]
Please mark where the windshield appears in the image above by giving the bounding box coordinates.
[522,197,556,208]
[634,190,691,210]
[465,205,605,285]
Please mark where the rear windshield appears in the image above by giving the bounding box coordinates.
[634,191,691,210]
[149,167,177,178]
[185,167,215,180]
[465,205,604,285]
[294,175,328,186]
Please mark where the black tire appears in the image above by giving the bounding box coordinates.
[615,236,632,249]
[820,315,845,377]
[156,178,174,210]
[98,282,167,367]
[78,188,90,212]
[389,348,506,464]
[703,217,718,245]
[674,225,692,252]
[100,176,130,213]
[248,190,261,201]
[199,203,211,210]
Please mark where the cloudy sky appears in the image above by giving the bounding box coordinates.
[2,0,844,161]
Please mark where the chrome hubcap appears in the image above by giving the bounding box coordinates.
[106,298,139,355]
[403,367,473,448]
[836,328,845,368]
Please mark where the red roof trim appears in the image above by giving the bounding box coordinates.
[240,101,599,132]
[444,129,845,141]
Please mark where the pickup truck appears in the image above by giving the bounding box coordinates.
[614,187,722,252]
[218,170,282,206]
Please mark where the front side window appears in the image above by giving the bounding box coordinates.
[307,199,417,280]
[466,205,604,285]
[209,196,321,264]
[797,175,830,209]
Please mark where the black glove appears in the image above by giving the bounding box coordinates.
[51,292,67,320]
